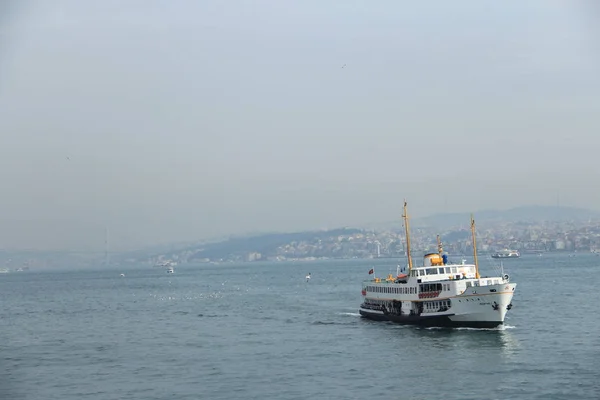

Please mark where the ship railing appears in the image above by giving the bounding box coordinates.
[418,290,441,299]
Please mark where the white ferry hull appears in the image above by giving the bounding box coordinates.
[360,283,516,329]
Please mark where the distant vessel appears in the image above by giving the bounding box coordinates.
[155,260,177,268]
[167,266,174,274]
[0,268,9,274]
[359,201,516,328]
[491,249,520,259]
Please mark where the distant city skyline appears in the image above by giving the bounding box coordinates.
[1,2,599,250]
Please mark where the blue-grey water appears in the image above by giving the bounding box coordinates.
[1,254,599,399]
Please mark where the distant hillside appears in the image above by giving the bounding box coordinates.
[189,227,363,261]
[415,205,600,228]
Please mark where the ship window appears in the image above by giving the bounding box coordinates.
[451,267,457,273]
[427,268,438,275]
[438,268,444,274]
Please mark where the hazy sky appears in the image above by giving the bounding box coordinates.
[1,1,599,250]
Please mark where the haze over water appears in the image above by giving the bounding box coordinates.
[2,253,598,399]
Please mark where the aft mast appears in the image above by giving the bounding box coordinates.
[470,214,480,279]
[402,200,413,271]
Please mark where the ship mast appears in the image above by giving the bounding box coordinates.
[470,214,480,279]
[402,200,413,271]
[437,235,443,255]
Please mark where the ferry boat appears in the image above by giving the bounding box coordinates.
[359,201,516,328]
[491,249,520,259]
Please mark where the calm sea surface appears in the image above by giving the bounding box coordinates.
[1,253,599,399]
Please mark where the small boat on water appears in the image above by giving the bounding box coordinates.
[154,260,177,268]
[359,201,516,328]
[167,266,174,274]
[491,249,520,259]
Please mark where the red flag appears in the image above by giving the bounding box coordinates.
[368,268,374,274]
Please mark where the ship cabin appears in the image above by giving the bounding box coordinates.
[410,253,477,283]
[362,253,484,301]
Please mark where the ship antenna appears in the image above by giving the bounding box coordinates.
[471,214,480,279]
[403,200,413,271]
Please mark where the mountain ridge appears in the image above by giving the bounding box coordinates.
[121,205,600,259]
[414,205,600,228]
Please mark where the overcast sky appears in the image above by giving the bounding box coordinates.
[0,1,599,250]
